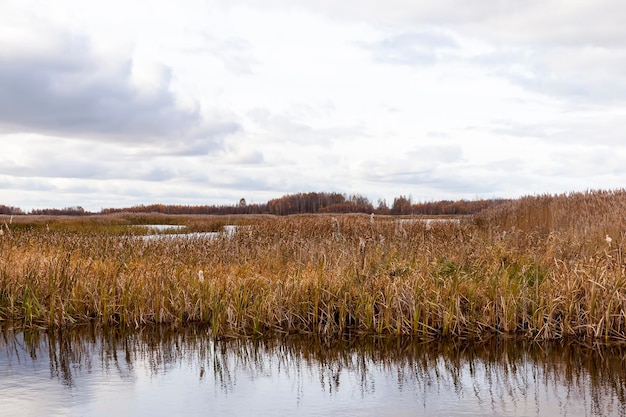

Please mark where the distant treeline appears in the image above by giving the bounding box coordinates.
[0,205,25,215]
[3,192,510,216]
[28,206,87,216]
[263,193,509,215]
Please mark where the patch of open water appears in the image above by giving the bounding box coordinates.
[1,326,625,416]
[135,225,238,241]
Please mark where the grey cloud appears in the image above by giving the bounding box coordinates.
[3,156,173,182]
[0,176,56,191]
[469,2,626,49]
[546,147,626,178]
[333,1,626,50]
[1,140,185,182]
[0,32,239,153]
[1,145,112,180]
[486,121,553,139]
[223,149,265,165]
[406,144,463,163]
[240,150,265,164]
[487,119,626,146]
[350,144,536,196]
[364,166,499,195]
[188,165,277,191]
[507,68,626,105]
[550,122,626,147]
[248,108,364,144]
[353,145,473,191]
[306,1,626,104]
[364,30,458,66]
[427,131,451,139]
[161,121,242,156]
[213,38,258,75]
[181,33,258,75]
[353,144,464,180]
[468,44,626,106]
[483,158,525,172]
[229,0,526,27]
[142,167,177,182]
[223,0,626,49]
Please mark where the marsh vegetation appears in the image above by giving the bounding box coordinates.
[1,190,626,342]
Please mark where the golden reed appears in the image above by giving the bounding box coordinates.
[1,189,625,341]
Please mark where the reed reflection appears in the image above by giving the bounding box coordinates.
[1,326,626,416]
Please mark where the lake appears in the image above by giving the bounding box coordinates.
[1,325,625,416]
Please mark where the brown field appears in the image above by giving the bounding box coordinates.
[1,189,626,341]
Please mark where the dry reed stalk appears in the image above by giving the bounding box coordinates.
[1,191,626,342]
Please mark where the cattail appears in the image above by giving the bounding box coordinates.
[332,217,340,240]
[359,236,367,254]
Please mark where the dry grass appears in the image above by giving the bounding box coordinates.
[1,190,626,341]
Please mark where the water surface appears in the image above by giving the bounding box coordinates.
[136,224,238,240]
[1,326,625,416]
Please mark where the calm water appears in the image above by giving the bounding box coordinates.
[1,326,625,417]
[137,224,238,240]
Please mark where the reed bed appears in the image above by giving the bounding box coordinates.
[1,189,626,341]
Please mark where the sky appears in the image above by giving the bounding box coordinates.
[1,0,625,212]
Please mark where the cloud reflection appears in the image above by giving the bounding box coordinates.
[1,326,625,416]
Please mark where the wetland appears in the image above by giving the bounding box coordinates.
[2,190,626,414]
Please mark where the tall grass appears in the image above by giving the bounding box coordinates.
[1,190,626,341]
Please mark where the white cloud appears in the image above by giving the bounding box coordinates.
[1,0,626,211]
[364,29,459,66]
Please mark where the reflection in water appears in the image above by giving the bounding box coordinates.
[1,325,626,416]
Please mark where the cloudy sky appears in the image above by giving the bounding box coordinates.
[1,0,625,211]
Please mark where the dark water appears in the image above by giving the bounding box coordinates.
[1,326,625,417]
